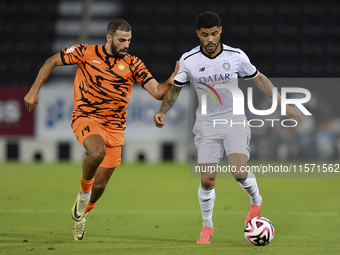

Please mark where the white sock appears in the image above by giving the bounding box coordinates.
[237,171,262,205]
[79,189,91,199]
[198,184,215,228]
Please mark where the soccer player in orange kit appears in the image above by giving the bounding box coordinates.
[24,18,178,241]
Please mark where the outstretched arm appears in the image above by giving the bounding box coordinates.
[154,85,182,128]
[252,73,301,124]
[143,61,179,100]
[24,53,64,112]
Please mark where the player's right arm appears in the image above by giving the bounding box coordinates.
[154,85,182,128]
[24,53,64,112]
[154,53,188,128]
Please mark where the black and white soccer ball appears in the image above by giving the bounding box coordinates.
[244,216,275,246]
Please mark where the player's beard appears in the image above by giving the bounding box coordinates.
[110,41,127,58]
[203,39,220,55]
[204,43,217,54]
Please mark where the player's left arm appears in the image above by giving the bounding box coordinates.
[252,72,301,124]
[143,61,179,100]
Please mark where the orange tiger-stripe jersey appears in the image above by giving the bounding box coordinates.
[60,44,154,132]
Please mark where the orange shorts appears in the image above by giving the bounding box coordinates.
[72,117,125,168]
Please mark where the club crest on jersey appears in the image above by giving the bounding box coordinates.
[117,63,126,72]
[222,61,231,71]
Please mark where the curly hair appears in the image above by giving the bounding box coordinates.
[196,12,221,30]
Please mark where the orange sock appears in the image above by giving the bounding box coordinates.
[80,175,94,193]
[85,202,97,213]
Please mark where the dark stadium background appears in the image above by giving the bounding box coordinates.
[1,0,339,85]
[0,0,340,161]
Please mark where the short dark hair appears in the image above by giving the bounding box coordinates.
[195,11,221,30]
[107,19,131,34]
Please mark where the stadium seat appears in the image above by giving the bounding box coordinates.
[0,0,58,86]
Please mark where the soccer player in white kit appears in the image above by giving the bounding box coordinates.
[154,12,301,244]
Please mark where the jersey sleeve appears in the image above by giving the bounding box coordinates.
[60,44,87,65]
[174,55,189,87]
[132,57,154,88]
[238,50,259,80]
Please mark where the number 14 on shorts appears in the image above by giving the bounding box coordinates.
[81,126,91,136]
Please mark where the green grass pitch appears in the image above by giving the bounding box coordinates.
[0,161,339,255]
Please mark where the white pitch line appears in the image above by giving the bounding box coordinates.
[0,209,337,217]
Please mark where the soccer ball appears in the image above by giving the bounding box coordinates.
[244,216,275,246]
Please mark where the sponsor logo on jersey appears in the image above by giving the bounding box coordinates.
[199,73,231,86]
[117,63,126,72]
[197,83,223,106]
[66,46,76,54]
[199,67,205,72]
[66,44,83,54]
[92,60,101,64]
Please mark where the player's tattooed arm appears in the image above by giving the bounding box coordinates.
[159,85,182,114]
[154,85,182,128]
